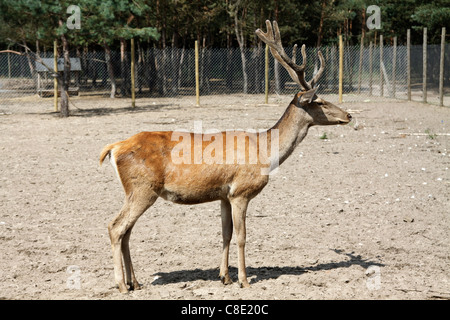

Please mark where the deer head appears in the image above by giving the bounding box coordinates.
[256,20,352,126]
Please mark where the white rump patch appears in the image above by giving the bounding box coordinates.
[109,148,122,184]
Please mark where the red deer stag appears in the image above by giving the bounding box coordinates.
[100,20,352,293]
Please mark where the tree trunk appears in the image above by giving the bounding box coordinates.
[250,44,263,93]
[104,43,116,98]
[23,41,37,92]
[177,38,186,91]
[158,4,167,96]
[120,38,130,96]
[170,33,180,95]
[91,49,98,87]
[147,46,156,92]
[200,36,211,95]
[159,48,167,95]
[316,0,327,47]
[226,33,233,93]
[58,21,71,117]
[81,46,88,85]
[234,8,248,94]
[137,41,143,94]
[252,9,264,94]
[274,59,281,94]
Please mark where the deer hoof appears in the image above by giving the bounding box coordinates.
[129,282,142,291]
[118,283,129,294]
[220,274,233,285]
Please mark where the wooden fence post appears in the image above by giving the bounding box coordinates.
[423,27,427,103]
[392,36,397,98]
[380,34,383,97]
[7,44,11,78]
[407,29,411,101]
[54,40,58,112]
[131,38,136,108]
[265,43,269,104]
[195,40,200,106]
[369,41,373,96]
[357,34,364,94]
[339,35,343,103]
[439,27,446,107]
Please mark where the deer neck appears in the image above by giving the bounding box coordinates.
[269,99,311,166]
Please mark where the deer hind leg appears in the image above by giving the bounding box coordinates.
[219,199,233,285]
[121,225,140,290]
[230,197,250,288]
[108,191,158,293]
[108,202,131,293]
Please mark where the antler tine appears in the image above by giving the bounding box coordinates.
[297,44,308,89]
[255,20,276,48]
[292,44,297,64]
[272,21,311,90]
[308,51,325,89]
[256,20,311,91]
[256,21,301,88]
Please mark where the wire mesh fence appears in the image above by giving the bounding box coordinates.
[0,43,449,107]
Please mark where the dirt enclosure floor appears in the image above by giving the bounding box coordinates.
[0,94,449,300]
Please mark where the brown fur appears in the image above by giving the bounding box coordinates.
[101,23,351,293]
[100,96,350,293]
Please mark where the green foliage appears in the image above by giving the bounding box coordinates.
[411,1,450,42]
[0,0,160,49]
[0,0,448,50]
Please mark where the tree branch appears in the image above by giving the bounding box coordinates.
[0,41,59,78]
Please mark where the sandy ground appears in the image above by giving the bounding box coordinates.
[0,94,449,300]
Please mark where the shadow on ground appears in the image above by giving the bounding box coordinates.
[68,104,181,117]
[151,249,385,286]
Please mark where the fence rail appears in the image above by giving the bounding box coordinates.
[0,36,449,107]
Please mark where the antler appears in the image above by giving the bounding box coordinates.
[308,51,325,89]
[255,20,325,91]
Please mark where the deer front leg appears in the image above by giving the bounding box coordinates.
[230,197,250,288]
[219,199,233,285]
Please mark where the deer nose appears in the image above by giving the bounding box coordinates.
[347,113,352,121]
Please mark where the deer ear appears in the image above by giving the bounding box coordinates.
[299,86,319,104]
